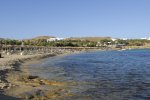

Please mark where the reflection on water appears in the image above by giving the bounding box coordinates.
[29,49,150,100]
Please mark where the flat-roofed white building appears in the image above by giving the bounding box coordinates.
[140,38,147,40]
[122,38,128,40]
[47,37,64,42]
[111,38,117,41]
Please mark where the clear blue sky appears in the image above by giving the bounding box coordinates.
[0,0,150,39]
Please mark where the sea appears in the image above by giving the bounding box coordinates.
[28,49,150,100]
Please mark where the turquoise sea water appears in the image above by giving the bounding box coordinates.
[29,49,150,100]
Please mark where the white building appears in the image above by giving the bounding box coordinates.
[111,38,117,41]
[147,37,150,40]
[122,38,128,40]
[140,38,147,40]
[56,38,64,41]
[140,37,150,40]
[47,37,64,42]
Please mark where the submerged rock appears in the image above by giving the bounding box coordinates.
[28,75,39,80]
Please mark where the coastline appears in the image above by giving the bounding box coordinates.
[0,53,59,99]
[0,47,150,99]
[0,49,89,99]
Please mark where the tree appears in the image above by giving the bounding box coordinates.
[116,39,129,45]
[128,39,144,46]
[100,39,113,46]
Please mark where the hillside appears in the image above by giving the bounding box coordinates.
[23,36,56,41]
[31,36,55,40]
[65,37,111,42]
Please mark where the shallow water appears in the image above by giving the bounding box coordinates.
[29,49,150,100]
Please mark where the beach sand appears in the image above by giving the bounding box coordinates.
[0,52,79,99]
[0,48,121,99]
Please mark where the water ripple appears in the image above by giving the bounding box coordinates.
[29,49,150,100]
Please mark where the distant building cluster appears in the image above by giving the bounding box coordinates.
[140,37,150,40]
[112,37,150,41]
[47,37,64,42]
[111,38,117,41]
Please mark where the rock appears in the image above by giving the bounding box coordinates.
[20,52,26,55]
[28,75,39,80]
[0,83,7,89]
[7,52,11,55]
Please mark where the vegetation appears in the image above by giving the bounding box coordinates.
[115,39,150,46]
[127,39,150,46]
[0,39,22,45]
[0,38,150,47]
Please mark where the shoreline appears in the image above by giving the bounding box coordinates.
[0,53,58,98]
[0,47,150,99]
[0,49,91,99]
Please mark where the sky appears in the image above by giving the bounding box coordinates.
[0,0,150,39]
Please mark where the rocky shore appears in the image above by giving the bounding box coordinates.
[0,49,84,100]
